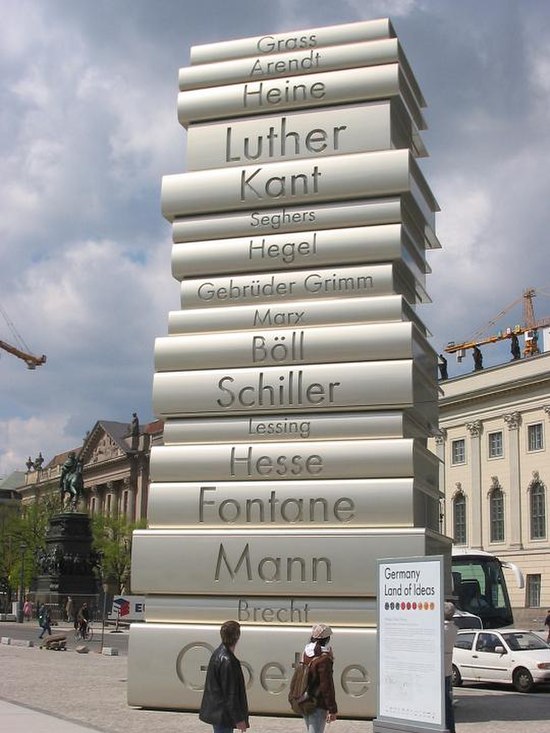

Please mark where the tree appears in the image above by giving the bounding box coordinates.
[0,491,59,610]
[91,514,145,593]
[0,502,21,611]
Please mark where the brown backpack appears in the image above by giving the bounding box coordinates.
[288,654,321,716]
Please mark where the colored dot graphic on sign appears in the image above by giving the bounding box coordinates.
[383,601,438,611]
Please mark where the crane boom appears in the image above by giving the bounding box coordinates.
[445,288,550,357]
[0,339,47,369]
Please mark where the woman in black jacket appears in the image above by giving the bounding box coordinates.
[199,620,249,733]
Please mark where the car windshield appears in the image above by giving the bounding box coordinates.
[501,632,549,651]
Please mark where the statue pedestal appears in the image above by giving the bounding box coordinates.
[34,512,98,615]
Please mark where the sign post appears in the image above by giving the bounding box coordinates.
[374,556,446,732]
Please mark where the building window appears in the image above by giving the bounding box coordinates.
[106,494,112,515]
[526,574,541,608]
[451,439,466,465]
[530,481,546,540]
[488,431,503,458]
[489,487,505,543]
[527,423,544,452]
[90,497,96,516]
[453,493,467,545]
[123,490,129,517]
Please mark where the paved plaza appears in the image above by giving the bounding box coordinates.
[0,624,548,733]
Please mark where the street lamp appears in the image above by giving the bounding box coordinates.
[100,581,108,653]
[17,542,27,624]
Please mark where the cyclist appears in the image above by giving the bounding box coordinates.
[77,602,90,638]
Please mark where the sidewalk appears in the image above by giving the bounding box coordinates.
[1,631,549,732]
[0,699,104,733]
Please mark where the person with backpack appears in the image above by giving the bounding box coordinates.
[299,623,337,733]
[199,620,249,733]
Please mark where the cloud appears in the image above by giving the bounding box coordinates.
[2,0,550,473]
[0,231,177,474]
[0,415,75,475]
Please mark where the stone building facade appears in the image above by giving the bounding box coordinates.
[432,352,550,619]
[19,418,163,522]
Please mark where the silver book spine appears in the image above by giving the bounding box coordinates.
[180,38,400,90]
[146,478,440,529]
[190,18,396,64]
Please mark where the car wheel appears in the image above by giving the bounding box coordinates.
[451,664,462,687]
[513,667,534,693]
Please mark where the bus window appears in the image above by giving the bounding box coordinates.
[451,554,513,628]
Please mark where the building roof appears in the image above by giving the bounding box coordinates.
[144,419,163,435]
[22,416,159,472]
[0,471,26,490]
[440,351,550,408]
[44,448,82,470]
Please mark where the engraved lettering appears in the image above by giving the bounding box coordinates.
[252,331,305,363]
[252,309,305,326]
[198,486,356,524]
[176,642,369,699]
[243,80,326,109]
[214,543,331,583]
[236,599,311,623]
[229,446,323,477]
[341,665,370,697]
[226,120,346,164]
[216,371,341,408]
[247,416,310,438]
[249,232,317,265]
[249,51,322,77]
[256,34,317,54]
[240,165,322,201]
[304,272,374,293]
[250,208,316,230]
[215,542,253,580]
[198,276,296,301]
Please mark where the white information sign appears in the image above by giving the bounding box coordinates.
[377,556,444,728]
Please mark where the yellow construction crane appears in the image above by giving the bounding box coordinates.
[445,288,550,361]
[0,303,46,369]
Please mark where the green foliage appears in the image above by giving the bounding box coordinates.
[0,491,59,605]
[91,514,145,594]
[0,503,21,605]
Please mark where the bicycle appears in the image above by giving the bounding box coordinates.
[74,621,93,642]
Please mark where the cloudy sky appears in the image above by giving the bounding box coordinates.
[1,0,550,475]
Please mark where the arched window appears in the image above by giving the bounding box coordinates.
[530,480,546,540]
[453,492,467,545]
[489,486,505,543]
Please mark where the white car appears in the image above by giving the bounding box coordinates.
[452,628,550,693]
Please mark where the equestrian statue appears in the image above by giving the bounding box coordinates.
[59,451,85,511]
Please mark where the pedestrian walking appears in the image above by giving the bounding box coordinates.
[444,602,458,733]
[301,623,338,733]
[544,608,550,643]
[199,620,249,733]
[23,598,32,622]
[66,596,74,622]
[38,605,52,639]
[77,602,90,636]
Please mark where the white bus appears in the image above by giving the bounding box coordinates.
[451,548,525,629]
